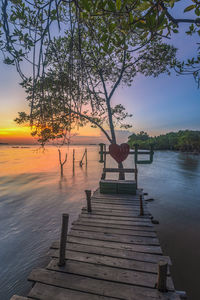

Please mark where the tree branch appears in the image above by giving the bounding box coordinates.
[160,2,200,25]
[68,109,112,143]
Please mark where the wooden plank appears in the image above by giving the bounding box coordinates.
[46,258,174,290]
[92,192,140,200]
[92,194,138,200]
[29,268,179,300]
[73,220,156,232]
[92,195,139,201]
[79,216,153,227]
[80,213,151,222]
[69,229,160,246]
[91,199,141,206]
[52,236,162,254]
[10,297,31,300]
[82,207,147,214]
[29,282,118,300]
[50,248,164,274]
[83,205,147,211]
[50,242,172,265]
[72,223,157,237]
[91,204,145,211]
[103,168,136,173]
[81,209,149,218]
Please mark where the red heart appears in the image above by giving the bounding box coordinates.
[109,143,130,163]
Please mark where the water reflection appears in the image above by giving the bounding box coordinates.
[177,152,200,172]
[0,147,200,300]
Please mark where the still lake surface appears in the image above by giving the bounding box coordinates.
[0,145,199,300]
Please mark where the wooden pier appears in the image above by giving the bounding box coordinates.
[11,189,182,300]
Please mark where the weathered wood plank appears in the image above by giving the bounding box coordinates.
[52,236,162,254]
[50,241,171,265]
[93,191,140,200]
[91,199,141,205]
[29,282,118,300]
[103,168,136,173]
[79,213,151,222]
[92,195,139,201]
[46,258,174,290]
[73,220,155,232]
[91,204,146,211]
[50,248,164,274]
[79,216,153,227]
[10,297,31,300]
[92,199,141,205]
[93,195,140,200]
[82,209,149,217]
[69,229,160,246]
[72,223,157,237]
[28,268,179,300]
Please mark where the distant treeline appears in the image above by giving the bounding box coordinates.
[128,130,200,152]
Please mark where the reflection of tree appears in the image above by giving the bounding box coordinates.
[58,175,67,190]
[178,153,200,173]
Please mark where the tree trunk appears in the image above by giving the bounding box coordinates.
[107,99,125,180]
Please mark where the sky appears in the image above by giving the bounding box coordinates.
[0,1,200,145]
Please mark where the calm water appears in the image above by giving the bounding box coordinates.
[0,146,199,300]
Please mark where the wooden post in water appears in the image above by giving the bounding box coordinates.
[73,149,75,174]
[85,190,92,213]
[156,261,168,292]
[85,148,88,167]
[58,214,69,266]
[139,194,144,216]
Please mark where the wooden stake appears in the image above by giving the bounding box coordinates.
[85,190,92,213]
[85,148,88,167]
[58,214,69,266]
[135,167,138,189]
[156,261,168,292]
[73,149,75,174]
[139,194,144,216]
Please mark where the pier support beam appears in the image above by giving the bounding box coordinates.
[85,190,92,213]
[139,194,144,216]
[156,261,168,292]
[58,214,69,266]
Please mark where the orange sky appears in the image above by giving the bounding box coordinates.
[0,123,104,145]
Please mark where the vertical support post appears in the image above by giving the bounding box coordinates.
[58,214,69,266]
[99,143,105,163]
[150,144,154,163]
[139,194,144,216]
[85,190,92,213]
[101,144,106,180]
[73,149,75,174]
[157,261,168,292]
[135,166,138,189]
[85,148,88,167]
[134,144,138,189]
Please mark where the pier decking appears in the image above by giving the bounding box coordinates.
[11,189,181,300]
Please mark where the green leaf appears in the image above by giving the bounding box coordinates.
[109,22,116,32]
[82,0,90,12]
[129,12,133,24]
[107,1,115,11]
[195,8,200,16]
[116,0,121,11]
[184,5,196,13]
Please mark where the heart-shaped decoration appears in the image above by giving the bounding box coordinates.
[109,143,130,163]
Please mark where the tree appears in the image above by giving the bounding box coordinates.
[76,0,200,86]
[128,130,200,152]
[1,1,176,148]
